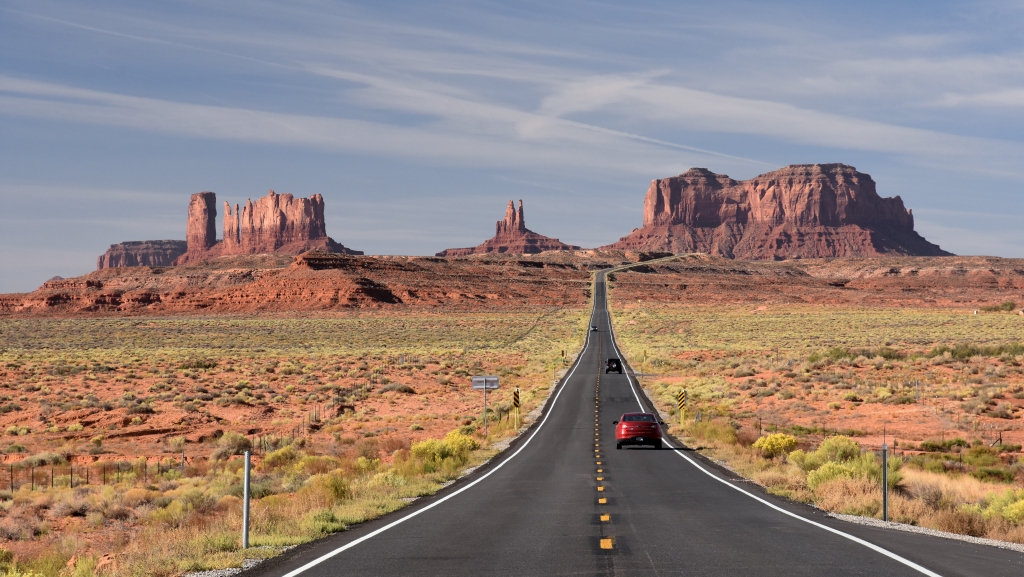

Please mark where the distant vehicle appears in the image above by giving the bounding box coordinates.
[614,412,664,449]
[591,325,598,331]
[605,359,623,373]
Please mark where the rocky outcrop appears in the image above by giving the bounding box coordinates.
[602,164,950,259]
[437,200,580,256]
[186,192,218,253]
[5,252,598,315]
[174,190,362,264]
[97,241,188,269]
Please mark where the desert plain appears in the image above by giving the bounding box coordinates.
[1,250,1024,574]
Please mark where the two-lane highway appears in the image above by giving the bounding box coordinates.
[248,271,1024,576]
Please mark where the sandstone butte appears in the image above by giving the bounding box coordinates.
[96,190,361,269]
[601,163,951,259]
[96,240,188,269]
[436,199,581,256]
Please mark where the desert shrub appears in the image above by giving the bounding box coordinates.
[179,358,217,370]
[20,452,67,467]
[304,472,350,504]
[919,438,968,452]
[410,431,479,471]
[979,489,1024,523]
[752,433,797,458]
[298,455,341,475]
[808,461,859,490]
[149,489,214,527]
[379,383,416,394]
[789,435,860,472]
[928,342,1024,360]
[972,467,1015,483]
[263,446,299,470]
[210,431,252,461]
[981,301,1017,312]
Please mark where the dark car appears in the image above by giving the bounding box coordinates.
[591,325,598,331]
[614,412,664,449]
[605,359,623,373]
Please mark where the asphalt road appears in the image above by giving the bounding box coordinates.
[249,272,1024,577]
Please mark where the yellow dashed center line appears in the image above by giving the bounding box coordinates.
[597,486,604,492]
[598,497,607,504]
[600,537,614,550]
[596,476,603,481]
[600,514,610,522]
[596,468,603,473]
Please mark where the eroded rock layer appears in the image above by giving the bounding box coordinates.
[602,164,950,259]
[96,241,188,269]
[437,200,580,256]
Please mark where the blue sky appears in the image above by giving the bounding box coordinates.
[2,0,1024,292]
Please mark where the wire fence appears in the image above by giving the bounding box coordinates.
[2,458,196,492]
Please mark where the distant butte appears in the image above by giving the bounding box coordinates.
[175,190,362,264]
[601,164,951,259]
[437,200,580,256]
[96,190,361,269]
[97,240,188,269]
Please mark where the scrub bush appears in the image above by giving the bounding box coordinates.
[752,433,796,458]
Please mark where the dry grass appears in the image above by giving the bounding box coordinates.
[0,306,591,576]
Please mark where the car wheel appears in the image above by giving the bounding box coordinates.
[616,443,622,450]
[653,440,662,450]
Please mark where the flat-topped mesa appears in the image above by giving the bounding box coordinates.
[97,240,188,269]
[174,190,361,264]
[437,199,580,257]
[604,164,950,259]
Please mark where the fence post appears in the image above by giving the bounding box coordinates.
[242,450,251,549]
[882,443,889,522]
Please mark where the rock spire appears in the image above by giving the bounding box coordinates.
[437,199,580,256]
[185,192,218,253]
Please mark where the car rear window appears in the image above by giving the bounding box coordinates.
[622,415,656,422]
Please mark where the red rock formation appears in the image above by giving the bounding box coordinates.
[437,200,580,256]
[186,192,218,253]
[97,241,188,269]
[602,164,950,259]
[175,190,361,264]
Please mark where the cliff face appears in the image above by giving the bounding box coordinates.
[175,190,361,264]
[186,192,218,253]
[603,164,950,259]
[437,200,581,257]
[97,241,188,269]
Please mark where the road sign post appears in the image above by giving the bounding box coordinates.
[675,390,687,425]
[472,376,499,436]
[513,387,521,425]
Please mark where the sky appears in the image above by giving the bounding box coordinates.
[2,0,1024,292]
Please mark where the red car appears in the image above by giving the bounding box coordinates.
[614,412,664,449]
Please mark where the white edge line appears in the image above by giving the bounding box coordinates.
[278,295,600,577]
[600,273,944,577]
